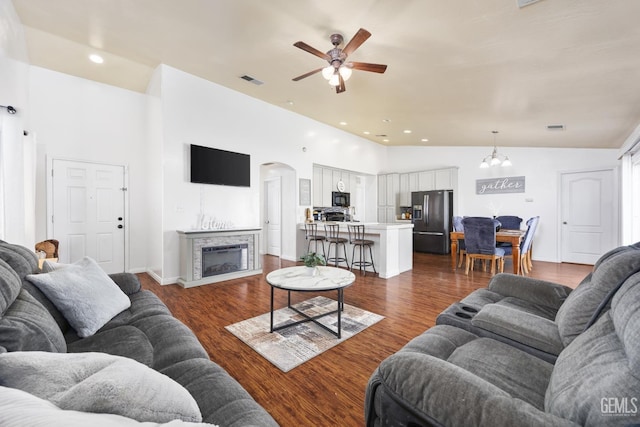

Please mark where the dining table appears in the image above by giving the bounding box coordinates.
[450,229,526,274]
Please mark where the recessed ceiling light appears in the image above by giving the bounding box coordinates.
[403,130,412,134]
[89,54,104,64]
[286,100,294,106]
[339,121,347,126]
[421,138,429,142]
[383,139,390,142]
[363,131,370,135]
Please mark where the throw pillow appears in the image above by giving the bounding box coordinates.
[0,351,204,424]
[0,386,218,426]
[26,257,131,337]
[41,259,66,273]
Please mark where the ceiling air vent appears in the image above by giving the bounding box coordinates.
[517,0,542,8]
[547,124,565,131]
[240,75,264,85]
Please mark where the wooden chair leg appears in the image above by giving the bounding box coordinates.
[490,257,495,274]
[465,255,471,274]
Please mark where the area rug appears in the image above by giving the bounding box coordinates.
[225,296,384,372]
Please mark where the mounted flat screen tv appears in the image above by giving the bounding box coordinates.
[190,144,250,187]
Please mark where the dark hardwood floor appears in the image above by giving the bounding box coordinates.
[139,252,591,427]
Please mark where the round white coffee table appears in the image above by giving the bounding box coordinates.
[266,266,356,338]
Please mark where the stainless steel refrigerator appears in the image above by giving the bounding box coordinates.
[411,190,453,254]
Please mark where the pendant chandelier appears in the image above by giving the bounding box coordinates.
[480,131,512,168]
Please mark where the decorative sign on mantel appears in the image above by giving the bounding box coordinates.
[476,176,525,195]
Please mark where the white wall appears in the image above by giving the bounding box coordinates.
[156,65,387,282]
[28,67,150,271]
[0,0,33,246]
[385,146,620,262]
[3,0,627,277]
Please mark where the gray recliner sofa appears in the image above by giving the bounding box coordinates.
[0,241,278,426]
[436,242,640,363]
[365,243,640,426]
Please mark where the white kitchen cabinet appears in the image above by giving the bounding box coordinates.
[409,172,419,195]
[313,166,323,207]
[435,168,455,190]
[322,168,333,207]
[385,206,396,224]
[399,173,410,206]
[335,170,349,192]
[378,175,387,206]
[377,173,399,222]
[377,207,387,223]
[386,173,400,208]
[418,171,435,191]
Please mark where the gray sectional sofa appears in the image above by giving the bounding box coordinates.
[365,242,640,426]
[0,241,278,426]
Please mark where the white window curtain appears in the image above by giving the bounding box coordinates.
[0,126,5,241]
[631,149,640,243]
[621,137,640,245]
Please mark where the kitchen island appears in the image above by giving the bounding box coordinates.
[297,222,413,279]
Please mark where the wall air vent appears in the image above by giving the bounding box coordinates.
[547,124,566,131]
[240,75,264,85]
[375,134,388,138]
[517,0,542,8]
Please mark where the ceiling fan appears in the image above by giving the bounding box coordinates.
[292,28,388,94]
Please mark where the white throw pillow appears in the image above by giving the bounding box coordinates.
[0,386,217,427]
[0,352,205,424]
[41,259,67,272]
[26,256,131,337]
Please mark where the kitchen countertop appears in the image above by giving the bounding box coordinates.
[299,222,413,230]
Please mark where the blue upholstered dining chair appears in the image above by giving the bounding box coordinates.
[495,215,523,230]
[452,216,466,268]
[503,216,540,275]
[461,217,505,275]
[495,215,523,249]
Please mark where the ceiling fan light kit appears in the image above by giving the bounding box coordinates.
[292,28,387,94]
[480,131,512,168]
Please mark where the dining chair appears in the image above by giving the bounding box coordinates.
[347,224,376,275]
[461,217,505,275]
[495,215,523,250]
[495,216,523,230]
[324,223,349,268]
[304,222,326,259]
[503,216,539,274]
[452,216,466,268]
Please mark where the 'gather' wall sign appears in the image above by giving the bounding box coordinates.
[476,176,525,195]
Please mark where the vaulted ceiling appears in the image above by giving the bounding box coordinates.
[11,0,640,149]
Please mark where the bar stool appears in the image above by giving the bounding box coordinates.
[304,222,326,258]
[324,223,349,268]
[347,224,377,275]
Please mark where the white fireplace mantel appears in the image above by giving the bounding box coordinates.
[177,228,262,288]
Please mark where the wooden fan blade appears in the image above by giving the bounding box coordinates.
[292,68,323,81]
[349,62,388,73]
[336,74,346,93]
[342,28,372,57]
[293,41,330,61]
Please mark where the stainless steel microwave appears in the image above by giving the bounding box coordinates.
[332,191,350,207]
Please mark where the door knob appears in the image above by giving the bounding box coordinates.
[117,225,123,229]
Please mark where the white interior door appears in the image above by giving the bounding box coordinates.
[52,159,126,273]
[560,168,617,264]
[265,178,281,256]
